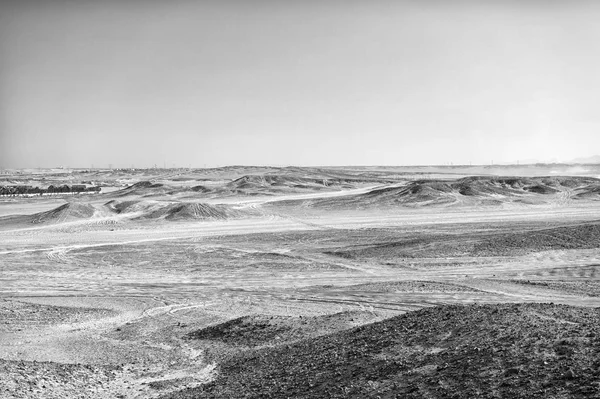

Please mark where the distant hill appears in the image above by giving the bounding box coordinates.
[296,176,600,209]
[570,155,600,164]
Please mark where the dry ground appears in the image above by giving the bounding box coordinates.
[1,166,600,398]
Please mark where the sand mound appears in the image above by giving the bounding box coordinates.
[303,180,459,208]
[573,183,600,199]
[184,172,392,199]
[226,174,357,193]
[105,199,183,215]
[111,181,175,197]
[190,185,213,194]
[104,199,243,221]
[29,203,98,224]
[401,176,595,201]
[169,303,600,399]
[227,175,275,190]
[104,199,143,214]
[182,175,355,199]
[162,203,242,221]
[450,176,592,196]
[106,200,244,221]
[307,176,600,209]
[369,180,457,205]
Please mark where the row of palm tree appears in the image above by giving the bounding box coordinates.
[0,185,101,196]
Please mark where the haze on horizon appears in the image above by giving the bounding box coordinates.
[1,0,600,169]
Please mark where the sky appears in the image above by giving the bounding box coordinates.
[1,0,600,168]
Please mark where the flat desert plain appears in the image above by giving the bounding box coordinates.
[1,165,600,398]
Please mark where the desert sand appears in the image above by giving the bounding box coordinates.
[1,165,600,398]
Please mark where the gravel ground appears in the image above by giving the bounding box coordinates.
[0,359,121,399]
[509,280,600,298]
[326,222,600,260]
[0,299,116,333]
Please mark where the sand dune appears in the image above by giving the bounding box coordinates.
[104,199,247,221]
[110,174,376,202]
[0,199,249,227]
[573,183,600,200]
[303,176,600,208]
[110,181,177,198]
[16,203,102,224]
[145,202,244,221]
[190,174,364,198]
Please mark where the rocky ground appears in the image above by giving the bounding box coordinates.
[167,303,600,399]
[0,359,121,399]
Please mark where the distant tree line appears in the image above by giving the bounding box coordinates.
[0,185,101,196]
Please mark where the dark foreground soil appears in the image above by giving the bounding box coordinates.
[186,311,379,349]
[165,303,600,399]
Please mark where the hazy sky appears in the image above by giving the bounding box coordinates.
[1,0,600,168]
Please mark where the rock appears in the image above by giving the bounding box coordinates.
[563,368,576,380]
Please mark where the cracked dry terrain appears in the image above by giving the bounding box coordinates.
[1,167,600,398]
